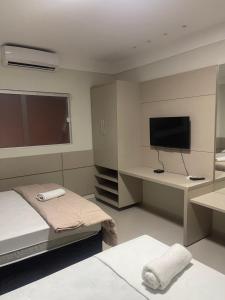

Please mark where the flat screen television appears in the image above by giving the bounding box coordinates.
[149,116,191,149]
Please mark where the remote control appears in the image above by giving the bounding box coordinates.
[187,176,205,181]
[154,169,165,174]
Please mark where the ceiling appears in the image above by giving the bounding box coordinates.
[0,0,225,74]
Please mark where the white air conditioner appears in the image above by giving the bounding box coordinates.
[1,45,59,71]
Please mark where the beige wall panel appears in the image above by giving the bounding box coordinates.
[143,181,184,222]
[63,166,95,196]
[141,66,217,102]
[0,171,63,192]
[141,147,214,179]
[117,81,141,169]
[141,95,216,152]
[0,154,62,179]
[62,150,94,170]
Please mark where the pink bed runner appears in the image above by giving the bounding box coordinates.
[14,183,117,246]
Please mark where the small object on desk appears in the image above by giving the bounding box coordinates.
[187,176,205,181]
[154,169,165,174]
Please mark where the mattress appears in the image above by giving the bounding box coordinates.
[0,191,101,266]
[2,235,225,300]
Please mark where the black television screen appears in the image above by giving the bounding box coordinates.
[150,116,191,149]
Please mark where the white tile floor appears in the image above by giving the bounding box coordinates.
[97,200,225,275]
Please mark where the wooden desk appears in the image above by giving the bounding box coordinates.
[120,167,211,191]
[191,188,225,214]
[119,166,214,246]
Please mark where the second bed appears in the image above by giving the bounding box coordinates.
[0,190,102,267]
[1,235,225,299]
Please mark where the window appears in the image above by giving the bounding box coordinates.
[0,91,71,148]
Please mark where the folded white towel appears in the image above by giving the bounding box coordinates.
[142,243,192,290]
[36,188,66,202]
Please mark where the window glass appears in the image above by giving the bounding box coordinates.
[0,94,24,147]
[0,92,71,148]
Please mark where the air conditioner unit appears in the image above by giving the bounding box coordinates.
[1,45,59,71]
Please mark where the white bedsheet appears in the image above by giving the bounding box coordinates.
[0,191,100,258]
[0,191,49,255]
[1,257,145,300]
[97,235,225,299]
[2,235,225,299]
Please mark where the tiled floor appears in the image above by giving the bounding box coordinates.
[96,200,225,275]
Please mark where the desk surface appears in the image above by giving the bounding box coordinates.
[191,188,225,213]
[215,170,225,182]
[119,166,212,191]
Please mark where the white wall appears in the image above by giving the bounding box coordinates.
[116,39,225,82]
[0,66,112,158]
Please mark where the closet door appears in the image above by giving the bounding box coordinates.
[91,82,118,170]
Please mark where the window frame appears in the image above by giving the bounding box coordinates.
[0,89,72,149]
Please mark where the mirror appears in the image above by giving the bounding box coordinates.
[215,64,225,175]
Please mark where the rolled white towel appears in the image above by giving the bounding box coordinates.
[36,188,66,202]
[142,243,192,290]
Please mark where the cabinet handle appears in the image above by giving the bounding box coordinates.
[100,120,103,135]
[102,119,105,135]
[99,120,106,135]
[100,120,102,134]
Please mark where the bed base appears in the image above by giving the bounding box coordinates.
[0,231,102,295]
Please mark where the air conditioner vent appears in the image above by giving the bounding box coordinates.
[7,61,56,71]
[2,46,59,71]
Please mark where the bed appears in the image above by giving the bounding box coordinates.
[0,190,102,267]
[1,235,225,299]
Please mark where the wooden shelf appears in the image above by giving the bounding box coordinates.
[95,193,119,208]
[95,183,118,195]
[95,173,118,183]
[95,166,118,179]
[94,165,119,207]
[95,186,119,208]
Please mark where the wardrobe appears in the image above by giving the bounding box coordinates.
[91,81,142,208]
